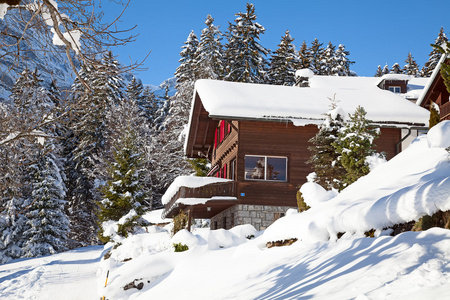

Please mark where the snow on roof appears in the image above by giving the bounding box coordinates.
[176,196,238,206]
[416,53,448,106]
[404,77,430,100]
[143,209,172,224]
[161,176,232,205]
[194,77,429,127]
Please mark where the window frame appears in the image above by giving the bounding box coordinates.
[388,86,401,93]
[244,155,288,182]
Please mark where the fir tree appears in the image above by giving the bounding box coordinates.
[333,106,380,186]
[382,63,390,75]
[98,129,148,240]
[298,40,311,70]
[374,65,383,77]
[308,38,325,75]
[196,14,225,80]
[429,101,441,128]
[333,44,354,76]
[307,96,346,191]
[403,52,420,76]
[224,3,270,83]
[22,147,69,258]
[421,27,448,77]
[322,41,336,75]
[268,30,300,85]
[390,63,402,74]
[176,30,199,85]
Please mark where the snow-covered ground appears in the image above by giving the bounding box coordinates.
[1,121,449,300]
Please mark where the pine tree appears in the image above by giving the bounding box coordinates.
[403,52,420,76]
[268,30,300,85]
[308,38,325,75]
[390,63,402,74]
[333,106,380,186]
[374,65,383,77]
[196,14,225,80]
[307,96,346,191]
[22,147,69,258]
[429,101,441,128]
[334,44,354,76]
[298,40,311,70]
[98,128,148,240]
[67,52,126,246]
[382,63,390,75]
[322,41,336,75]
[224,3,270,83]
[176,30,199,85]
[421,27,448,77]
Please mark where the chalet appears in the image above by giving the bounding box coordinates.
[416,54,450,121]
[162,74,430,231]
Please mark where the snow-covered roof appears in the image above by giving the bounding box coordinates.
[161,176,232,205]
[194,77,429,127]
[416,53,448,106]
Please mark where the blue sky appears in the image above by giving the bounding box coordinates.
[104,0,450,85]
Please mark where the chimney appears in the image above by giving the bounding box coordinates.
[295,69,314,87]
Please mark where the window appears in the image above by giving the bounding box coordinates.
[244,155,287,181]
[389,86,401,93]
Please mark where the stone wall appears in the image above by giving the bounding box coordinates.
[210,204,296,231]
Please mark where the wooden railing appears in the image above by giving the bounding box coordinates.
[164,181,237,216]
[441,101,450,120]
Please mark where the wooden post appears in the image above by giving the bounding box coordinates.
[186,207,193,232]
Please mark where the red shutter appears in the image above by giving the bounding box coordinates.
[214,128,218,149]
[228,123,231,134]
[223,164,227,179]
[220,121,225,143]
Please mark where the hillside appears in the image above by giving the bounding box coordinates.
[1,122,448,299]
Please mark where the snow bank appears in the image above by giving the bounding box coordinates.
[262,129,450,244]
[161,176,232,205]
[427,120,450,148]
[143,209,171,224]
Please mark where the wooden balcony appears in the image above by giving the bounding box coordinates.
[441,101,450,121]
[163,181,237,219]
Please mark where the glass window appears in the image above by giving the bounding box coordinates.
[388,86,401,93]
[245,156,265,180]
[245,155,287,181]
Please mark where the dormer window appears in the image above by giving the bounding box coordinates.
[389,86,401,93]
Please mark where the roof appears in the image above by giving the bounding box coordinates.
[194,77,430,127]
[416,53,448,106]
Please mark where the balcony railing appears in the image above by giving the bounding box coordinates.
[164,181,237,217]
[441,101,450,120]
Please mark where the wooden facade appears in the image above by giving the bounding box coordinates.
[419,57,450,121]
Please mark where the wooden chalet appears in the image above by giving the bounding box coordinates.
[417,54,450,121]
[163,75,430,231]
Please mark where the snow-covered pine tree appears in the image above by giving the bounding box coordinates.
[390,63,402,74]
[382,63,390,75]
[421,27,448,77]
[176,30,199,85]
[22,147,69,258]
[196,14,225,80]
[309,38,325,75]
[333,44,354,76]
[333,106,380,186]
[126,76,159,125]
[98,103,149,240]
[224,3,270,83]
[141,86,160,126]
[403,52,420,76]
[67,52,126,246]
[153,84,171,133]
[429,101,441,129]
[298,40,311,70]
[322,41,336,75]
[268,30,301,85]
[307,96,346,191]
[374,65,383,77]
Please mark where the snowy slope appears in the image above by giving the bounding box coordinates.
[1,122,449,300]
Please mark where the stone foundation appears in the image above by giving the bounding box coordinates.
[210,204,296,231]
